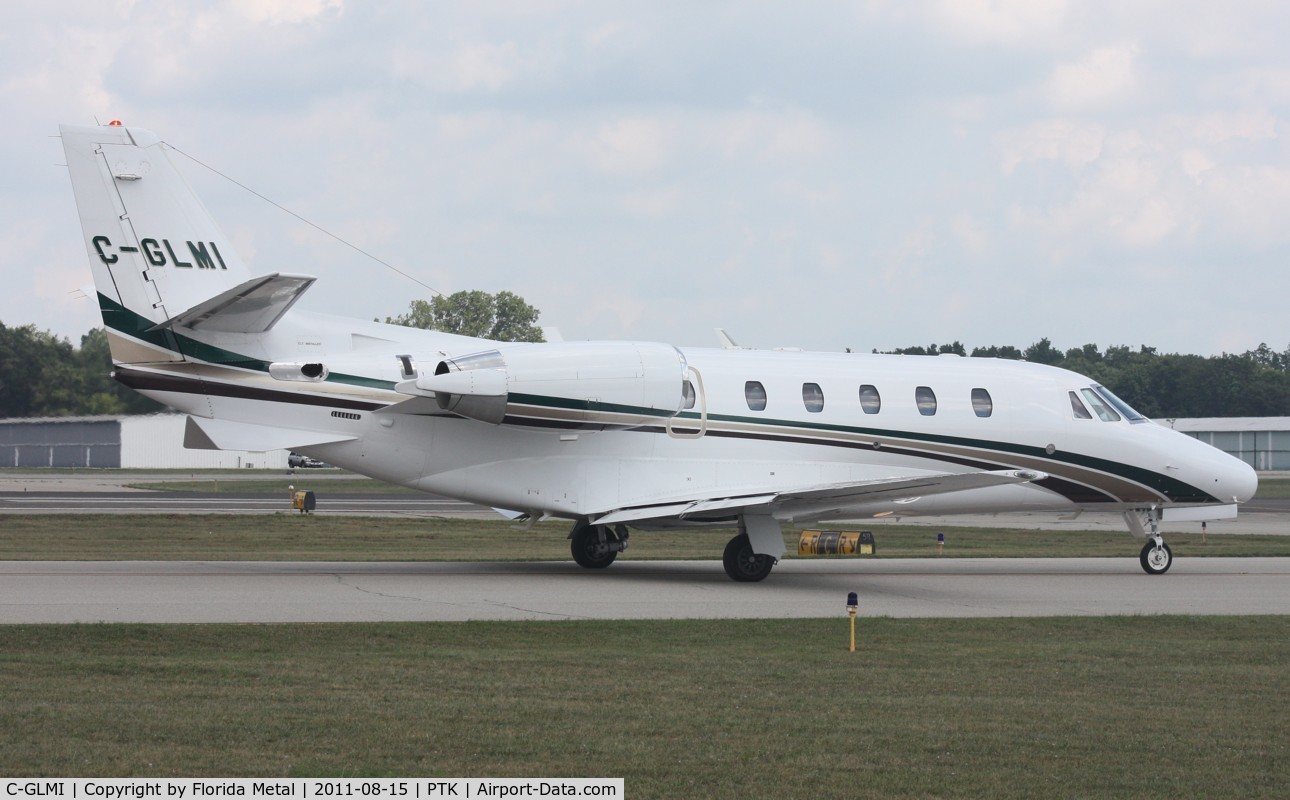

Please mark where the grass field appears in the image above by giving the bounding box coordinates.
[2,617,1286,797]
[3,513,1290,561]
[1252,476,1290,498]
[124,478,422,494]
[4,474,1287,794]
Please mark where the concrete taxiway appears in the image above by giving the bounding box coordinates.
[3,557,1288,624]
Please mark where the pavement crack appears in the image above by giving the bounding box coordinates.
[332,573,434,604]
[482,600,591,620]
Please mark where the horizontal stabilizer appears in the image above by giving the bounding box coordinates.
[184,415,355,452]
[151,273,316,334]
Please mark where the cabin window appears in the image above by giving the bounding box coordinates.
[745,380,767,411]
[859,384,881,414]
[1094,384,1147,423]
[1069,391,1093,419]
[916,386,937,416]
[802,383,824,413]
[682,380,696,410]
[1080,387,1121,422]
[971,388,993,418]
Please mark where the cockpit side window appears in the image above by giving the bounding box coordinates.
[1069,391,1093,419]
[1079,387,1120,422]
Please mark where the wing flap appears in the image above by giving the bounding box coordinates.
[590,469,1046,527]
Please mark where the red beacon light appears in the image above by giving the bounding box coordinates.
[108,120,123,126]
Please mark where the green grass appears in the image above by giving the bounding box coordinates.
[0,467,342,476]
[1255,477,1290,498]
[123,478,420,494]
[4,514,1290,561]
[1,617,1286,797]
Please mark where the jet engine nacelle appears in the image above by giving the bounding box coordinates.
[403,341,689,428]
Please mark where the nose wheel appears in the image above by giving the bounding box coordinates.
[1140,538,1173,575]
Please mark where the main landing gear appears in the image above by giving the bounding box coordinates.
[568,519,781,582]
[722,533,776,582]
[568,522,629,569]
[1135,508,1173,575]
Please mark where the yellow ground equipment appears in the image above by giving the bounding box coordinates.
[799,529,875,556]
[291,490,316,514]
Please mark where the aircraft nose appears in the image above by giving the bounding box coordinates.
[1224,458,1259,504]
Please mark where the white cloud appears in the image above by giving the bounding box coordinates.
[1187,108,1278,145]
[440,42,524,92]
[1047,42,1140,110]
[1198,165,1290,246]
[927,0,1068,45]
[950,214,992,256]
[228,0,343,25]
[4,0,1288,357]
[997,119,1105,174]
[587,116,671,175]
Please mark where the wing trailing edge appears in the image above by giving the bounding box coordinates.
[590,469,1048,527]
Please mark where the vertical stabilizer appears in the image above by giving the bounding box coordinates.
[61,123,254,363]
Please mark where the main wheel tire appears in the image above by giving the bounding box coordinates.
[723,533,775,582]
[1139,540,1173,575]
[571,524,618,569]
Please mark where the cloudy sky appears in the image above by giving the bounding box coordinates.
[3,0,1287,355]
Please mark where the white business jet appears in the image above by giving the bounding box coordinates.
[59,123,1258,581]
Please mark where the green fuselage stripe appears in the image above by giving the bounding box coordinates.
[99,293,395,390]
[99,297,1213,504]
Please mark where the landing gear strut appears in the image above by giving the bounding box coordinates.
[569,522,628,569]
[1138,509,1173,575]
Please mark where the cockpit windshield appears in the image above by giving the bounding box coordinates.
[1071,385,1147,423]
[1093,384,1147,423]
[1079,388,1120,422]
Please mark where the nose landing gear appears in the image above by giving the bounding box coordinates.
[1134,508,1173,575]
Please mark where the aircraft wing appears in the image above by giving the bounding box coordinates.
[590,469,1047,527]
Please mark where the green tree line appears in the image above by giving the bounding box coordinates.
[0,323,162,418]
[2,318,1286,419]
